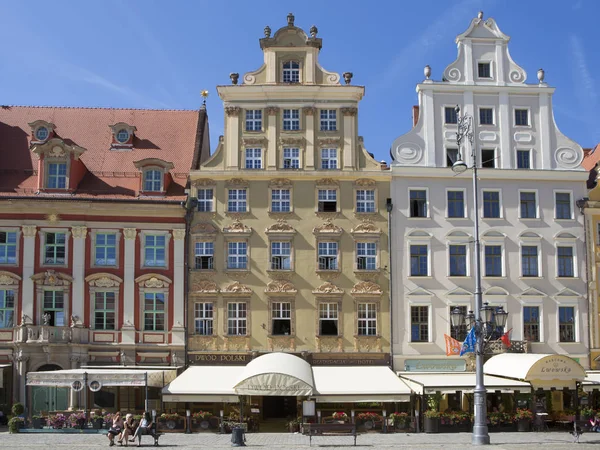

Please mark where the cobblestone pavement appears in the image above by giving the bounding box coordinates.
[1,431,599,449]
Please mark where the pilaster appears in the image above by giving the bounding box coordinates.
[304,107,316,169]
[225,107,241,169]
[341,107,357,169]
[71,226,87,324]
[266,107,279,169]
[171,229,185,345]
[498,92,510,168]
[122,228,137,344]
[21,226,37,324]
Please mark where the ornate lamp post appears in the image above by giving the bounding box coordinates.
[449,105,509,445]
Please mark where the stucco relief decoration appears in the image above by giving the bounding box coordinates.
[172,229,186,240]
[144,277,165,288]
[49,146,66,158]
[71,226,88,239]
[0,271,21,286]
[225,106,241,116]
[313,220,343,237]
[269,178,292,187]
[303,107,316,116]
[554,147,583,169]
[135,274,172,288]
[393,142,423,165]
[265,107,279,115]
[265,219,296,235]
[32,270,73,286]
[351,281,383,297]
[226,178,249,187]
[86,273,123,288]
[223,220,252,235]
[351,221,381,236]
[191,223,218,236]
[265,280,297,296]
[191,336,218,351]
[340,107,358,116]
[354,336,382,353]
[316,336,343,353]
[278,137,305,147]
[268,336,296,352]
[123,228,137,240]
[21,225,37,237]
[223,281,252,296]
[354,178,376,187]
[317,137,341,146]
[224,336,250,351]
[312,282,344,296]
[241,137,268,146]
[192,280,219,295]
[46,214,60,223]
[192,179,216,187]
[315,178,339,187]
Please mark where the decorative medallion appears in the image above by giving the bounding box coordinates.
[46,213,60,223]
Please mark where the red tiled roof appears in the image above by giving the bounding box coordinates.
[582,144,600,171]
[0,106,204,200]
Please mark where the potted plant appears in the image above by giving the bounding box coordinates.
[48,413,67,429]
[31,415,46,429]
[192,411,213,430]
[8,417,24,433]
[286,417,302,433]
[11,402,24,417]
[332,411,348,423]
[68,412,87,429]
[102,412,113,429]
[160,412,183,430]
[390,412,409,430]
[424,410,441,433]
[514,408,533,432]
[440,411,471,432]
[357,412,380,430]
[488,412,514,431]
[581,407,596,420]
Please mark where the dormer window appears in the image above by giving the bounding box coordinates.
[282,61,300,83]
[144,169,163,192]
[47,163,67,189]
[35,127,49,141]
[134,158,174,195]
[109,122,136,149]
[28,120,56,143]
[116,129,130,144]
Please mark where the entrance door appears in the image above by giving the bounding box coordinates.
[262,396,297,419]
[32,386,68,414]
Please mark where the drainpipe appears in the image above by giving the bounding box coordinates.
[182,196,198,370]
[386,198,394,371]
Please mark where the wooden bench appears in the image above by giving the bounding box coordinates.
[570,419,592,443]
[305,423,358,447]
[135,422,164,447]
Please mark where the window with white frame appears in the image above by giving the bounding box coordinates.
[143,169,162,192]
[483,191,501,218]
[558,306,575,342]
[144,292,165,331]
[479,108,494,125]
[358,303,377,336]
[195,242,214,270]
[245,109,262,131]
[447,190,465,218]
[515,109,529,126]
[0,289,15,329]
[411,305,429,342]
[271,189,291,212]
[446,148,459,167]
[282,61,300,83]
[271,302,291,335]
[445,107,458,124]
[410,244,428,276]
[450,305,468,340]
[44,232,66,265]
[270,241,291,270]
[194,302,213,335]
[356,242,377,270]
[47,162,67,189]
[517,149,531,169]
[227,302,247,335]
[0,231,17,264]
[95,233,117,266]
[520,191,537,219]
[227,242,247,270]
[521,245,539,277]
[144,235,166,267]
[557,246,574,277]
[283,148,300,169]
[356,189,375,213]
[318,241,338,270]
[227,189,247,212]
[197,188,214,212]
[320,110,337,131]
[481,148,496,168]
[244,148,262,169]
[282,109,300,130]
[409,189,427,217]
[478,62,491,78]
[43,290,65,326]
[319,303,338,336]
[317,189,337,212]
[555,192,572,220]
[484,245,502,277]
[449,244,467,276]
[320,148,337,169]
[523,306,540,342]
[94,291,115,330]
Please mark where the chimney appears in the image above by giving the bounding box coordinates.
[412,106,419,127]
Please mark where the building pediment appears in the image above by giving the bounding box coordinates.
[350,221,381,237]
[0,271,22,285]
[134,273,172,288]
[312,282,344,297]
[553,288,582,299]
[223,220,252,236]
[31,138,86,160]
[350,281,382,298]
[191,222,219,236]
[518,287,546,298]
[445,287,473,298]
[85,273,123,287]
[191,280,220,296]
[265,219,296,236]
[31,270,73,286]
[265,280,298,297]
[406,287,434,297]
[222,281,252,297]
[313,220,343,237]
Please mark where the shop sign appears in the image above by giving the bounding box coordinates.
[529,355,582,380]
[191,353,251,365]
[404,359,466,372]
[309,353,390,366]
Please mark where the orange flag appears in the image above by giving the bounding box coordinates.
[444,334,462,356]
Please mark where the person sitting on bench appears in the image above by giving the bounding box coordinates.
[590,415,600,432]
[130,412,154,446]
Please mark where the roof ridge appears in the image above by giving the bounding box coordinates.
[0,105,199,112]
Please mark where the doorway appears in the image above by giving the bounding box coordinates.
[31,364,68,415]
[262,396,297,419]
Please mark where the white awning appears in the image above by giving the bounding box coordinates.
[27,368,176,388]
[397,371,531,394]
[0,363,11,386]
[162,366,243,403]
[234,353,315,396]
[582,371,600,392]
[312,366,411,402]
[484,353,586,390]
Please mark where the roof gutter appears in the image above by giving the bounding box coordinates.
[0,195,184,205]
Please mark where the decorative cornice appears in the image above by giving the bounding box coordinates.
[172,229,186,240]
[317,137,342,146]
[222,281,252,296]
[134,273,172,288]
[278,137,305,148]
[31,270,73,286]
[265,280,298,297]
[315,178,339,187]
[265,106,279,115]
[312,282,344,297]
[241,137,268,147]
[226,178,249,187]
[190,222,219,236]
[302,106,316,115]
[225,106,241,116]
[269,178,292,187]
[85,272,123,287]
[192,178,216,187]
[354,178,377,187]
[223,220,252,235]
[313,220,343,237]
[351,281,383,298]
[71,226,88,239]
[341,107,358,116]
[21,225,37,238]
[265,219,296,235]
[0,271,22,285]
[123,228,137,240]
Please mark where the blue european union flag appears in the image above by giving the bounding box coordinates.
[460,327,476,356]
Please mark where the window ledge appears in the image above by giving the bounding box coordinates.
[482,276,506,280]
[224,269,250,274]
[409,341,433,344]
[481,217,504,221]
[446,216,469,220]
[355,212,379,217]
[558,341,579,344]
[316,269,341,274]
[407,217,431,220]
[448,275,471,279]
[407,275,432,279]
[191,268,217,274]
[519,217,541,221]
[268,334,295,338]
[556,276,579,280]
[266,269,295,274]
[554,218,575,222]
[518,276,542,280]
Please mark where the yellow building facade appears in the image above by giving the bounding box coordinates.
[187,15,390,370]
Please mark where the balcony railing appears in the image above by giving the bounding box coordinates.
[486,339,530,354]
[17,326,72,344]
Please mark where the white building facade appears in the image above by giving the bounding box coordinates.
[389,13,589,371]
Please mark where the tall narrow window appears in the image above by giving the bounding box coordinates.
[43,290,65,326]
[320,149,337,169]
[194,302,213,335]
[483,191,500,218]
[317,189,337,212]
[358,303,377,336]
[481,149,496,168]
[478,62,491,78]
[0,290,15,329]
[520,192,537,218]
[144,292,165,331]
[447,190,465,218]
[94,291,115,330]
[479,108,494,125]
[318,242,338,270]
[356,242,377,270]
[558,306,575,342]
[194,242,214,270]
[450,306,467,341]
[227,189,247,213]
[144,235,166,267]
[517,150,531,169]
[227,302,247,335]
[356,189,375,213]
[283,148,300,169]
[523,306,540,342]
[555,192,572,219]
[484,245,502,277]
[270,241,291,270]
[47,163,67,189]
[515,109,529,126]
[411,306,429,342]
[197,188,214,212]
[445,107,458,124]
[95,233,117,266]
[227,242,247,270]
[282,61,300,83]
[244,148,262,169]
[245,110,262,131]
[0,231,17,264]
[557,246,574,277]
[521,246,539,277]
[449,244,467,276]
[320,110,337,131]
[282,109,300,130]
[143,169,162,192]
[446,148,459,167]
[44,232,66,265]
[410,245,428,276]
[271,189,291,213]
[271,302,291,335]
[409,190,427,217]
[319,303,338,336]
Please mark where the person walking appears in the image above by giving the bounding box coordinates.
[107,412,123,447]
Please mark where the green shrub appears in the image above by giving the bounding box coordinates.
[11,403,24,416]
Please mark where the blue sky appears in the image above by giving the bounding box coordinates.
[1,0,598,163]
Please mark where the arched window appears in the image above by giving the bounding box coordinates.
[282,61,300,83]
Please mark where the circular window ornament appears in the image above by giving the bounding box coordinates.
[71,380,83,392]
[35,127,49,141]
[116,129,130,144]
[88,380,102,392]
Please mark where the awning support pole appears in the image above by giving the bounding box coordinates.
[83,372,88,421]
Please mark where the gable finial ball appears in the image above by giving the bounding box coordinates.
[287,13,295,27]
[264,25,271,38]
[477,11,484,19]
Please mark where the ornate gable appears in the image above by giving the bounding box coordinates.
[350,220,382,238]
[223,220,252,236]
[191,280,219,296]
[265,219,296,238]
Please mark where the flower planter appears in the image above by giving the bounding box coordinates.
[289,423,300,433]
[489,423,517,432]
[395,422,409,431]
[517,419,531,432]
[159,418,185,431]
[92,418,104,430]
[424,417,440,433]
[440,423,470,433]
[32,418,45,429]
